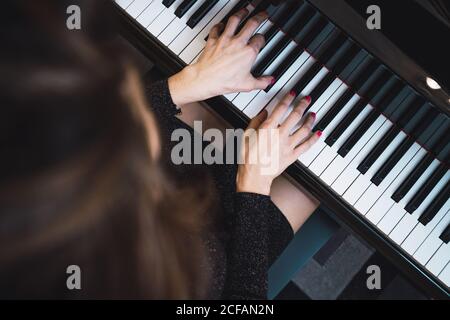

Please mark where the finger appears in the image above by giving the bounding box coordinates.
[281,95,312,131]
[247,109,268,130]
[290,112,316,146]
[237,12,268,42]
[249,75,274,91]
[208,23,224,41]
[223,8,249,38]
[293,131,322,158]
[248,34,265,54]
[266,91,296,127]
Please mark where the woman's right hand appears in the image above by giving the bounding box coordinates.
[236,93,322,196]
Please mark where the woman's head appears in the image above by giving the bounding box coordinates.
[0,0,209,299]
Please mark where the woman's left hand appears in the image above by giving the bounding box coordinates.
[169,9,274,106]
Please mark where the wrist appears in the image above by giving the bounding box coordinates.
[236,171,273,196]
[168,65,201,105]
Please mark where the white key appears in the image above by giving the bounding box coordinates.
[116,0,134,9]
[402,199,450,254]
[304,68,329,94]
[389,171,450,244]
[377,158,440,234]
[301,85,352,169]
[243,52,312,118]
[306,82,349,176]
[224,92,237,101]
[233,41,296,110]
[354,132,415,214]
[342,116,401,204]
[169,1,227,54]
[414,212,450,265]
[438,261,450,286]
[377,203,406,235]
[138,1,165,28]
[319,95,365,185]
[127,0,153,19]
[147,0,182,37]
[426,242,450,276]
[253,28,283,68]
[365,146,427,225]
[179,0,240,63]
[158,1,204,46]
[308,79,346,119]
[330,107,386,195]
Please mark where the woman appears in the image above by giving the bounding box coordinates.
[0,0,320,299]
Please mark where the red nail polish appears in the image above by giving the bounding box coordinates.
[290,90,296,97]
[305,95,312,103]
[311,112,316,118]
[270,77,276,85]
[316,130,323,137]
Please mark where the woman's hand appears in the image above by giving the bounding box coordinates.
[236,93,322,196]
[169,9,274,106]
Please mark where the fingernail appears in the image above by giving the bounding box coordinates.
[238,8,249,15]
[311,112,316,118]
[316,130,323,137]
[258,108,268,116]
[270,77,276,85]
[290,90,296,97]
[305,95,312,103]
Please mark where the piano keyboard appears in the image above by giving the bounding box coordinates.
[115,0,450,292]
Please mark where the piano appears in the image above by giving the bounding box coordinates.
[111,0,450,298]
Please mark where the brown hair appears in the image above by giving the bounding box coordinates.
[0,0,211,299]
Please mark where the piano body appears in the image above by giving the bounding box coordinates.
[111,0,450,298]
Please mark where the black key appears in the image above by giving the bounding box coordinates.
[238,0,280,31]
[265,18,328,92]
[325,69,391,147]
[309,44,361,103]
[163,0,177,8]
[358,126,400,174]
[291,62,323,97]
[187,0,219,28]
[271,0,303,30]
[372,137,415,186]
[290,33,347,98]
[356,98,422,174]
[252,6,315,76]
[221,0,249,22]
[338,81,405,157]
[419,181,450,225]
[391,153,434,202]
[370,109,438,186]
[262,24,280,48]
[440,224,450,244]
[404,163,447,214]
[396,97,426,128]
[314,59,379,132]
[253,36,290,76]
[175,0,198,18]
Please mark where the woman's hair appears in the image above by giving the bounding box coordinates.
[0,0,210,299]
